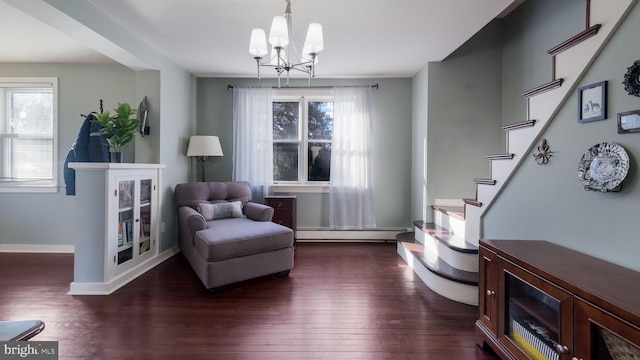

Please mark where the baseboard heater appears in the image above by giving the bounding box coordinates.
[296,229,406,241]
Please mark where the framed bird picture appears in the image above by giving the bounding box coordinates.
[578,81,607,123]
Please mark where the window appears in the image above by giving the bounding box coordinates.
[273,91,333,184]
[0,78,57,192]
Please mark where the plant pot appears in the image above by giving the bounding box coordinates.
[110,152,124,163]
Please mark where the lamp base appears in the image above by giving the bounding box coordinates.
[198,157,209,182]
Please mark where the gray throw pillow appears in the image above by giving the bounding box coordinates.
[198,201,244,220]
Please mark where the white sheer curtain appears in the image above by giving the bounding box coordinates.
[330,86,376,230]
[232,87,273,202]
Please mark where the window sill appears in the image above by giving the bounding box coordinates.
[271,184,329,194]
[0,185,58,193]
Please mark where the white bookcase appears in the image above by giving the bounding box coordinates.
[68,163,169,295]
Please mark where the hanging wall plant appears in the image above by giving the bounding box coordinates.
[622,59,640,97]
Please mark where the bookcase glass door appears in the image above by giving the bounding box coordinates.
[139,179,152,256]
[118,180,135,265]
[505,273,561,360]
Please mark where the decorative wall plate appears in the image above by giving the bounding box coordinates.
[623,59,640,97]
[577,142,629,192]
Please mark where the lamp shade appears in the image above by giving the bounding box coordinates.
[187,136,223,157]
[249,28,268,57]
[268,15,289,47]
[302,23,323,54]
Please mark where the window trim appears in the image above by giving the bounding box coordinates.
[0,77,58,193]
[271,183,329,194]
[272,88,333,187]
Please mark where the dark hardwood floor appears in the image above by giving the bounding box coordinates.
[0,243,498,359]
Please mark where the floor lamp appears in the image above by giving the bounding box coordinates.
[187,135,224,182]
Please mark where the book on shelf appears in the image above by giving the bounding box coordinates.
[119,220,134,246]
[510,317,559,360]
[140,211,151,236]
[118,223,123,246]
[126,220,133,244]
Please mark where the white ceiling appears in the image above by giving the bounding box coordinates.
[0,2,113,64]
[0,0,522,78]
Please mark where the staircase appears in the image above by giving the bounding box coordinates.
[397,0,637,305]
[396,204,479,306]
[464,0,636,246]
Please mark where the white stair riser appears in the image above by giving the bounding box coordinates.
[414,224,426,245]
[464,206,481,247]
[506,125,539,157]
[489,158,515,185]
[475,184,499,211]
[415,227,478,272]
[433,211,465,236]
[528,86,564,125]
[397,243,478,306]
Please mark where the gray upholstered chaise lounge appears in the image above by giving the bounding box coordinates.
[175,181,294,291]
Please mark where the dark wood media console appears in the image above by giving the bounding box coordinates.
[476,239,640,360]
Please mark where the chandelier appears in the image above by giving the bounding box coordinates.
[248,0,324,87]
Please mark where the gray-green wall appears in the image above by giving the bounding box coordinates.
[409,0,640,272]
[428,20,504,204]
[484,2,640,272]
[196,77,413,229]
[0,0,196,253]
[0,63,135,246]
[501,0,584,125]
[411,20,504,222]
[134,70,161,164]
[411,65,429,222]
[40,0,197,252]
[5,0,637,275]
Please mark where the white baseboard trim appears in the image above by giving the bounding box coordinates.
[68,246,180,295]
[0,244,75,253]
[296,229,404,241]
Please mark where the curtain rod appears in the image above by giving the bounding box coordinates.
[227,83,378,90]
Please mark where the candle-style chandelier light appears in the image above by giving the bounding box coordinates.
[248,0,324,87]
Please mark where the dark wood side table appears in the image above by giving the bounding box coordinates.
[264,195,296,244]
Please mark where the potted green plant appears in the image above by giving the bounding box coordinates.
[91,102,139,162]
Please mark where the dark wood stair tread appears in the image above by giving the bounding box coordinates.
[463,198,482,207]
[548,24,601,56]
[397,232,478,286]
[430,205,465,220]
[486,153,514,160]
[502,120,536,132]
[522,79,564,97]
[474,178,496,185]
[413,221,478,253]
